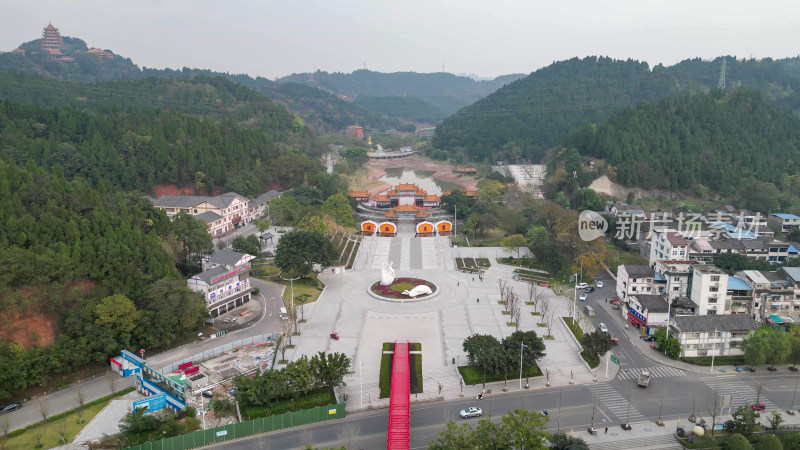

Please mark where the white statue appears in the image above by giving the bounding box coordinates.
[402,285,433,298]
[380,261,396,286]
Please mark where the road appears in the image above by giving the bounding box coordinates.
[4,278,286,432]
[209,371,800,449]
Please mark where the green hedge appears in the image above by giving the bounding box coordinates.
[681,355,746,367]
[563,317,600,369]
[457,365,542,386]
[242,388,335,420]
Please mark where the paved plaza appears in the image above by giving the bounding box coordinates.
[281,221,612,412]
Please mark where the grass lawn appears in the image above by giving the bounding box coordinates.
[4,398,108,449]
[251,262,281,277]
[450,229,505,247]
[455,258,487,274]
[275,273,325,306]
[457,365,542,386]
[242,388,335,420]
[605,244,648,273]
[563,317,599,368]
[379,343,423,398]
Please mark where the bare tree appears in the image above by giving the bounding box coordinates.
[579,313,592,334]
[512,301,522,330]
[108,376,117,395]
[539,296,550,325]
[76,385,86,424]
[281,318,293,347]
[57,418,68,443]
[527,284,544,314]
[706,390,720,436]
[545,311,555,337]
[498,279,509,310]
[38,397,49,423]
[0,414,10,450]
[298,303,306,323]
[566,292,576,319]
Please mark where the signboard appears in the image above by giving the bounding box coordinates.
[328,408,337,415]
[121,350,145,368]
[610,355,619,365]
[216,430,228,437]
[178,361,193,371]
[133,393,166,414]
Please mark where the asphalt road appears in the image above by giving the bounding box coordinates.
[209,371,798,450]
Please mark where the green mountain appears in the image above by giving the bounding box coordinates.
[433,56,800,163]
[0,37,393,132]
[275,69,526,120]
[353,95,444,123]
[561,89,800,212]
[0,98,327,197]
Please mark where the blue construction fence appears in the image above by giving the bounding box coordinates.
[125,403,345,450]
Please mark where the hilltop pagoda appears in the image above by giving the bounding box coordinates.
[41,23,63,55]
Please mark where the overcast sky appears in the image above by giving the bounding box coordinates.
[2,0,799,80]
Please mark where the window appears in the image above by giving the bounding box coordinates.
[674,277,680,282]
[631,287,637,292]
[673,286,680,292]
[710,287,718,293]
[711,276,720,282]
[708,298,718,304]
[708,310,717,315]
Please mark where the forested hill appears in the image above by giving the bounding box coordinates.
[275,69,526,118]
[432,57,682,161]
[433,56,800,162]
[0,99,327,197]
[0,71,295,135]
[0,159,210,400]
[562,89,800,212]
[141,68,396,132]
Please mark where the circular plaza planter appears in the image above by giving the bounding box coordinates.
[368,277,440,302]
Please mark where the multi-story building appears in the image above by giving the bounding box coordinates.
[627,294,670,335]
[152,190,278,237]
[649,229,689,265]
[616,264,655,304]
[768,213,800,235]
[726,276,754,316]
[654,260,693,301]
[688,265,728,315]
[735,270,796,320]
[670,314,759,358]
[188,250,255,317]
[779,267,800,313]
[345,125,364,140]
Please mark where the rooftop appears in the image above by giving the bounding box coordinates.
[771,213,800,220]
[621,264,654,278]
[631,294,669,313]
[727,276,753,291]
[781,267,800,283]
[693,265,725,274]
[207,249,251,267]
[666,232,687,246]
[195,211,222,224]
[672,314,759,333]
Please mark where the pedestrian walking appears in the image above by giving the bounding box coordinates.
[457,282,460,286]
[605,427,608,434]
[473,277,475,282]
[477,298,480,303]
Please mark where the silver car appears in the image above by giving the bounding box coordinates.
[459,406,483,418]
[597,281,605,288]
[599,323,609,333]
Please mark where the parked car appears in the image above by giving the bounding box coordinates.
[597,281,605,288]
[576,283,588,289]
[579,293,588,301]
[539,282,551,288]
[460,407,483,418]
[750,402,766,411]
[599,323,609,333]
[612,304,621,310]
[641,335,656,342]
[584,287,595,293]
[202,390,214,399]
[0,403,21,415]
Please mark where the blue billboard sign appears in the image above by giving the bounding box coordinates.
[133,393,167,414]
[121,350,145,368]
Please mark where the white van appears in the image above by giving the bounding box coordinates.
[584,305,595,316]
[279,307,288,320]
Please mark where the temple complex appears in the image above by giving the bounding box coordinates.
[350,182,453,237]
[40,23,73,62]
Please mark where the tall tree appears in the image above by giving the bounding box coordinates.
[275,229,338,277]
[322,194,356,228]
[172,212,213,275]
[310,351,353,390]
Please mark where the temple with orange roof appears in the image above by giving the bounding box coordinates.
[40,23,73,62]
[349,191,371,202]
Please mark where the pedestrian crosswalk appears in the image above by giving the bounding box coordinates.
[586,383,646,423]
[617,366,687,381]
[700,376,778,410]
[589,434,683,450]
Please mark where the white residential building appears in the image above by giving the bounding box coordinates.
[670,314,759,358]
[616,264,656,303]
[649,229,689,265]
[654,260,693,301]
[768,213,800,235]
[188,250,255,317]
[627,294,670,334]
[688,265,728,315]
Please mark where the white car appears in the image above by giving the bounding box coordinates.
[459,407,483,418]
[597,281,605,288]
[579,293,588,301]
[599,323,609,333]
[576,283,588,289]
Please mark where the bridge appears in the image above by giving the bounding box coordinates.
[387,342,410,450]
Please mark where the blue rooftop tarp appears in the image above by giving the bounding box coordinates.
[773,213,800,220]
[727,276,753,291]
[770,314,784,324]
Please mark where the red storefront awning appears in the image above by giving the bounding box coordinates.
[627,312,646,327]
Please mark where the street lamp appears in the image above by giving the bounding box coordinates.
[519,342,528,389]
[572,273,578,321]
